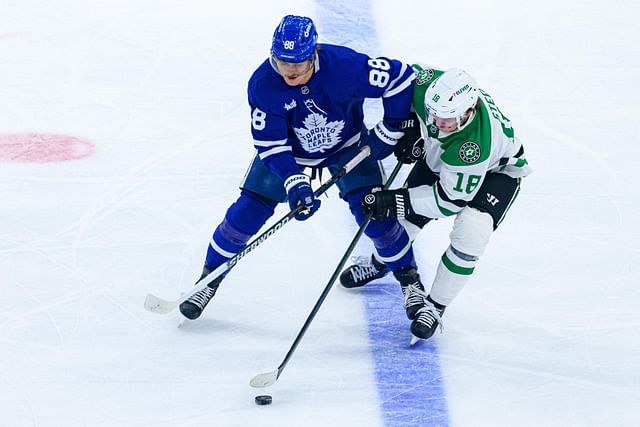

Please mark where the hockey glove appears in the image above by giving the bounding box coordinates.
[362,188,413,221]
[394,113,425,164]
[359,120,404,161]
[284,173,321,221]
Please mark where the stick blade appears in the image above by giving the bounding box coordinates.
[249,369,279,388]
[144,293,179,314]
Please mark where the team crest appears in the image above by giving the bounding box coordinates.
[415,69,435,85]
[459,142,481,163]
[293,99,344,153]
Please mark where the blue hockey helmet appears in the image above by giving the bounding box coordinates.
[271,15,318,63]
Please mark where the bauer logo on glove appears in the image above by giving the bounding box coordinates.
[284,173,321,221]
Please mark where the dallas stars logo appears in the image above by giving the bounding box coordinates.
[459,142,481,163]
[415,69,435,85]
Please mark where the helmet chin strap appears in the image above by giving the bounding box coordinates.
[269,55,279,74]
[456,109,475,130]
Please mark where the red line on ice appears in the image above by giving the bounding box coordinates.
[0,133,95,163]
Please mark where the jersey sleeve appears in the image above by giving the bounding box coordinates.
[247,75,299,181]
[380,60,415,128]
[350,55,415,129]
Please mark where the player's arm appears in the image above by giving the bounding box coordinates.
[356,56,415,160]
[378,60,415,128]
[409,162,487,219]
[248,86,319,220]
[362,160,489,221]
[248,83,298,181]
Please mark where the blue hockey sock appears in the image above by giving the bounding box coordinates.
[205,191,276,268]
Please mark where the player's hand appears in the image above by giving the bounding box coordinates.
[284,173,321,221]
[359,120,404,161]
[394,113,424,164]
[362,188,413,220]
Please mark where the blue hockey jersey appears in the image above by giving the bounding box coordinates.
[247,44,415,180]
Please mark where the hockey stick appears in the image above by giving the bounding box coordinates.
[250,159,404,388]
[143,145,371,314]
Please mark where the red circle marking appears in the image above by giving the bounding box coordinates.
[0,133,94,163]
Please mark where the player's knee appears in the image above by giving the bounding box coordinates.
[226,190,277,235]
[449,207,493,259]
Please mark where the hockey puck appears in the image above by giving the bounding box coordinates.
[254,395,272,406]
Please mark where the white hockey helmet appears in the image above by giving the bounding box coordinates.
[425,68,479,127]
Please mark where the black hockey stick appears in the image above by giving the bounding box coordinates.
[144,145,371,314]
[250,159,404,388]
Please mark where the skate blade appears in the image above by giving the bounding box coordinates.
[177,317,190,328]
[409,334,422,346]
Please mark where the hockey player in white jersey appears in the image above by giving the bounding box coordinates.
[340,67,532,342]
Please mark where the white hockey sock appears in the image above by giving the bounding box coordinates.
[428,246,476,306]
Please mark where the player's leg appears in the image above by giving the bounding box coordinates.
[332,148,426,319]
[340,157,437,319]
[180,155,283,319]
[412,173,521,339]
[339,158,435,295]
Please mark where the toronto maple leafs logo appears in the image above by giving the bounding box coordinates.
[293,100,345,153]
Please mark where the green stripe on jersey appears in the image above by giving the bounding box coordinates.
[433,184,458,217]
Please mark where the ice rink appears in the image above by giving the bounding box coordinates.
[2,1,639,426]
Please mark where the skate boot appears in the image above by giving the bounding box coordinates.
[340,255,389,288]
[393,267,428,320]
[410,295,445,341]
[179,267,223,320]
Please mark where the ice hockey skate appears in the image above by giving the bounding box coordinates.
[410,296,445,345]
[340,255,389,288]
[179,268,223,320]
[393,267,428,320]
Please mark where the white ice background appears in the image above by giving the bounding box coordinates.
[1,0,639,426]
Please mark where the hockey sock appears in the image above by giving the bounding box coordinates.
[205,191,276,268]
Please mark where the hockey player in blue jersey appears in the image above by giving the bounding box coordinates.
[179,15,423,321]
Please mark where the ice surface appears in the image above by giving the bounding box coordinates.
[1,0,639,426]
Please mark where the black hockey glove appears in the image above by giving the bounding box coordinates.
[362,188,414,221]
[394,113,424,164]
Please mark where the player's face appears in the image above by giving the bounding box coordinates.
[432,116,459,132]
[431,109,473,133]
[274,58,314,86]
